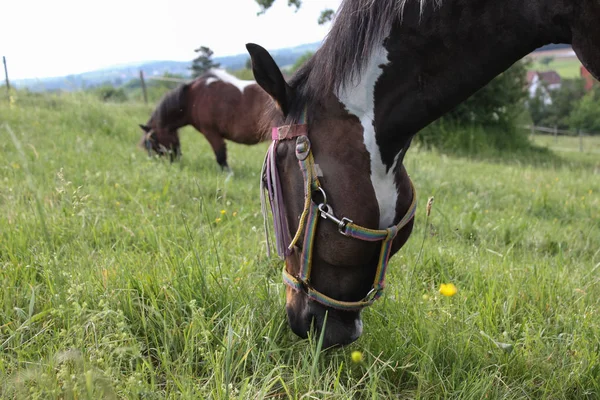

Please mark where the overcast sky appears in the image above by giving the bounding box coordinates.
[1,0,342,80]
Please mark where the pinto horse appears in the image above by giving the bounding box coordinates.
[248,0,600,348]
[139,69,273,169]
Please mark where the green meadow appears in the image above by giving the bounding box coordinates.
[1,92,599,399]
[528,57,583,78]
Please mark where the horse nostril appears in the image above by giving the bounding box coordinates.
[286,304,363,347]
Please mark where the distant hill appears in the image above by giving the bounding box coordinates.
[13,42,322,92]
[13,42,573,92]
[533,44,571,52]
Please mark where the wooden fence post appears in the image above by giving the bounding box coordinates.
[530,124,535,140]
[3,56,10,104]
[139,70,148,105]
[554,125,558,143]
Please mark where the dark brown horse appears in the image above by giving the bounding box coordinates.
[139,69,274,169]
[248,0,600,348]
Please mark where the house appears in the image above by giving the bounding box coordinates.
[581,66,598,91]
[526,70,562,105]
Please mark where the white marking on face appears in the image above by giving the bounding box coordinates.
[336,45,399,228]
[205,68,256,92]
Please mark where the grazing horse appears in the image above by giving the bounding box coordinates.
[139,69,274,169]
[248,0,600,348]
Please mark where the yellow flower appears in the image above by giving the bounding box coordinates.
[215,217,222,223]
[220,209,226,215]
[116,201,121,206]
[351,351,363,363]
[232,211,238,217]
[439,283,458,297]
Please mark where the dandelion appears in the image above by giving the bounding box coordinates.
[232,211,238,217]
[439,283,458,297]
[220,209,226,215]
[351,351,363,363]
[215,217,222,223]
[116,201,121,207]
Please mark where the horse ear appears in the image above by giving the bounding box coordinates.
[246,43,292,116]
[139,124,150,132]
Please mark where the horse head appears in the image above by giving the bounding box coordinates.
[247,0,600,348]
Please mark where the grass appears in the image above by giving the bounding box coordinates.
[1,92,599,399]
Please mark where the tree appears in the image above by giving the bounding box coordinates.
[445,60,530,129]
[255,0,334,25]
[289,51,313,73]
[539,56,554,68]
[255,0,301,15]
[569,89,600,133]
[190,46,220,78]
[318,9,335,25]
[534,78,586,129]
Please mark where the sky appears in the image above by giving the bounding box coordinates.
[1,0,342,80]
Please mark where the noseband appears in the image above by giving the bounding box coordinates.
[261,113,417,312]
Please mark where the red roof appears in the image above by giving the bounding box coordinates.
[526,70,561,86]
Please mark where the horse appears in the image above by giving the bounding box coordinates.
[247,0,600,348]
[138,69,274,169]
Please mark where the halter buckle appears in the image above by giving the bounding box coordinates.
[295,136,310,161]
[338,217,353,236]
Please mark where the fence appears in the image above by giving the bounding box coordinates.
[3,56,10,104]
[523,125,599,153]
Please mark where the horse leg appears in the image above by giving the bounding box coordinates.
[203,131,229,171]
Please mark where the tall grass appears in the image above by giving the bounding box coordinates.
[1,92,599,398]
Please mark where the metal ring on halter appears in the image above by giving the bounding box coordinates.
[312,186,327,206]
[363,287,380,302]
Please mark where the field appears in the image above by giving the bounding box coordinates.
[1,93,599,399]
[526,48,583,78]
[528,58,583,79]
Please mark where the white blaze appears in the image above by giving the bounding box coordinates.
[336,45,400,229]
[205,68,255,92]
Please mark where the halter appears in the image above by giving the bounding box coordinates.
[261,110,417,312]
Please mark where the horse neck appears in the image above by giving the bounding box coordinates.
[365,0,572,168]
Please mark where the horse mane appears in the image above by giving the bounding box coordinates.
[147,82,190,129]
[283,0,439,122]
